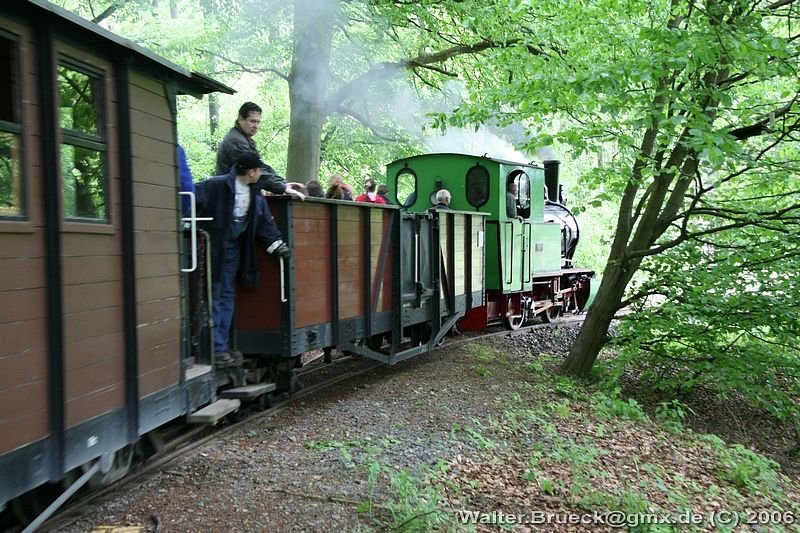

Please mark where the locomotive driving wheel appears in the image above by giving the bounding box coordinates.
[541,303,561,323]
[503,296,527,330]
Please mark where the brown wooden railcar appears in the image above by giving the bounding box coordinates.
[236,198,486,365]
[0,0,230,514]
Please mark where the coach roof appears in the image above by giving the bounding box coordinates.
[7,0,234,97]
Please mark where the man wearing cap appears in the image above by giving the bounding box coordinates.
[196,151,291,366]
[215,101,306,201]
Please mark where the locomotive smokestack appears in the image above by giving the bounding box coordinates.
[543,160,560,203]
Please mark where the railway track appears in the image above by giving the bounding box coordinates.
[37,356,381,533]
[37,315,587,532]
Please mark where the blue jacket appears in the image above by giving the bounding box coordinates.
[177,145,194,217]
[195,169,285,288]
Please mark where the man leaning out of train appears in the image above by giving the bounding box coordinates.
[196,151,291,367]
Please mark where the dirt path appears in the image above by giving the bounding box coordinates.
[58,325,800,532]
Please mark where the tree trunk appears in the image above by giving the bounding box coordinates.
[202,0,219,143]
[561,260,632,376]
[208,93,219,139]
[285,0,339,181]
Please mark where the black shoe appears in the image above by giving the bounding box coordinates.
[214,350,233,367]
[230,350,244,366]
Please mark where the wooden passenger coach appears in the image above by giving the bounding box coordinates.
[236,198,486,364]
[0,1,231,513]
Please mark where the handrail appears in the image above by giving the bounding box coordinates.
[179,191,213,273]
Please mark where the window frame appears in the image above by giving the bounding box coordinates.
[0,29,25,221]
[507,169,531,219]
[465,164,490,209]
[57,56,109,223]
[394,167,417,208]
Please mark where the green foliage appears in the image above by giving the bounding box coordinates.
[304,436,401,469]
[472,364,490,377]
[653,400,692,431]
[441,0,800,379]
[467,343,496,361]
[718,445,781,495]
[361,462,452,532]
[536,476,556,495]
[701,438,783,496]
[602,236,800,433]
[546,399,571,418]
[592,390,649,422]
[552,374,590,401]
[548,437,603,473]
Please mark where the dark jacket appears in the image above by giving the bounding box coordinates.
[195,169,284,288]
[215,125,287,195]
[178,145,194,217]
[506,191,517,218]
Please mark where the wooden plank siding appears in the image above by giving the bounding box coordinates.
[237,257,283,331]
[453,215,466,296]
[369,209,393,313]
[236,201,283,332]
[0,19,48,454]
[128,71,181,396]
[294,203,332,328]
[439,215,450,304]
[337,206,365,319]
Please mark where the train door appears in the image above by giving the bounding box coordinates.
[179,187,213,370]
[56,56,133,468]
[505,170,531,292]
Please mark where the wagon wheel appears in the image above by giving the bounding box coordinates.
[503,297,527,331]
[365,333,385,352]
[541,304,561,323]
[87,445,136,489]
[410,323,432,346]
[258,393,274,410]
[562,290,578,315]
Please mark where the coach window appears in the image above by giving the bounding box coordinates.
[58,60,107,222]
[508,170,531,219]
[395,167,417,208]
[0,33,23,219]
[465,164,489,208]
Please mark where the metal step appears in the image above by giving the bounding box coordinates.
[185,363,212,381]
[188,399,240,425]
[220,383,276,399]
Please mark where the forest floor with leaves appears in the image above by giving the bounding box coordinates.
[63,323,800,532]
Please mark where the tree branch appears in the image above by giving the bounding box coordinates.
[92,3,119,24]
[767,0,798,9]
[198,49,290,82]
[626,203,800,260]
[324,39,534,114]
[729,93,800,140]
[331,106,409,142]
